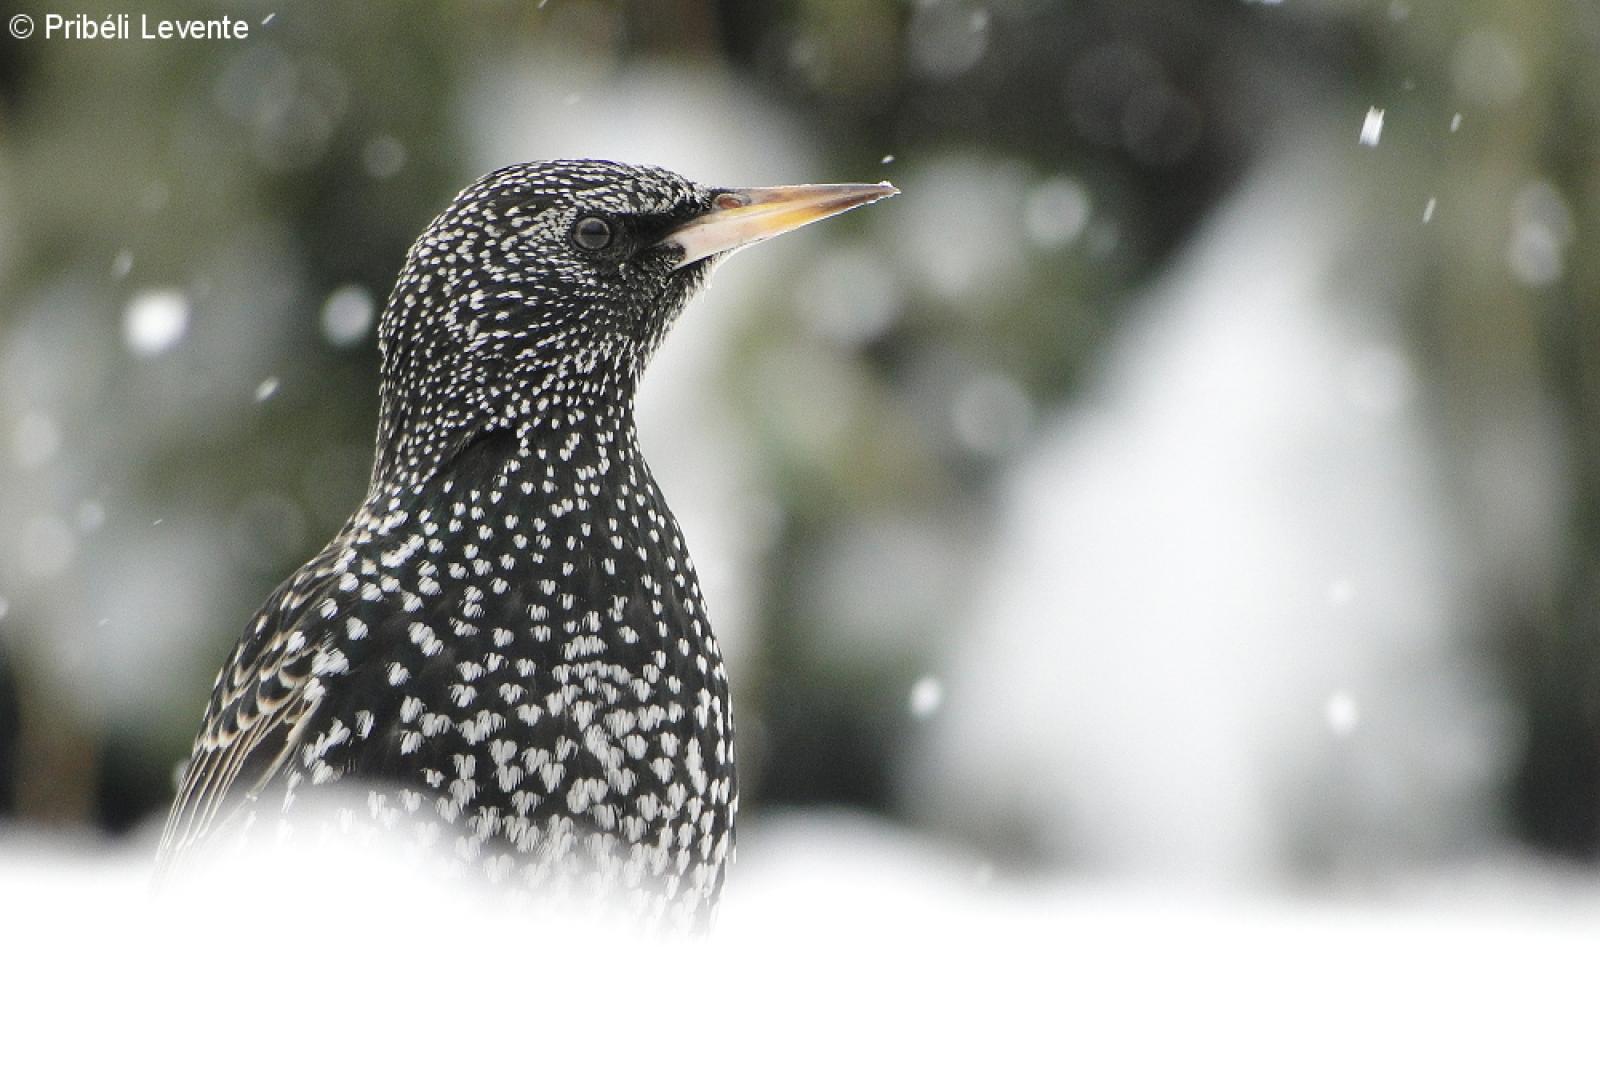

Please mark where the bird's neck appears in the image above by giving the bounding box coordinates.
[359,395,652,540]
[340,400,689,645]
[371,349,644,494]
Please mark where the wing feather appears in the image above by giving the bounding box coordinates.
[156,558,343,871]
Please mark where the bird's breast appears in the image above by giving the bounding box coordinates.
[281,432,735,910]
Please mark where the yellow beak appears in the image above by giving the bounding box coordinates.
[661,182,899,268]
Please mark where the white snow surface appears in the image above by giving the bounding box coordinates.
[2,811,1595,1064]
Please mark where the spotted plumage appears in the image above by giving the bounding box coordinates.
[158,159,895,923]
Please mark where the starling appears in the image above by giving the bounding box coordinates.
[157,160,896,921]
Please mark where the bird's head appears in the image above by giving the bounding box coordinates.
[372,158,896,487]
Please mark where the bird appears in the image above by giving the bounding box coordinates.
[157,159,897,924]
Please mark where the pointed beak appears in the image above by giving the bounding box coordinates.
[659,181,899,269]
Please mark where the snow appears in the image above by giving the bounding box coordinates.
[122,288,190,356]
[909,675,945,718]
[1326,690,1361,736]
[1359,106,1385,147]
[320,284,375,346]
[0,813,1596,1063]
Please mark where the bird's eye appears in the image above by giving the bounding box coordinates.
[572,216,614,251]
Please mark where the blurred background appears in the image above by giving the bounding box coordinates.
[0,0,1597,911]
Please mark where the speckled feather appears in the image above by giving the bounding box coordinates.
[160,161,737,921]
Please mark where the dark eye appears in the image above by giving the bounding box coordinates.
[572,216,614,251]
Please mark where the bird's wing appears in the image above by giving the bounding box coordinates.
[156,560,345,869]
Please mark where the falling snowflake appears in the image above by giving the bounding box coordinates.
[1326,691,1360,736]
[321,285,375,347]
[909,676,945,719]
[1359,107,1385,147]
[123,289,191,357]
